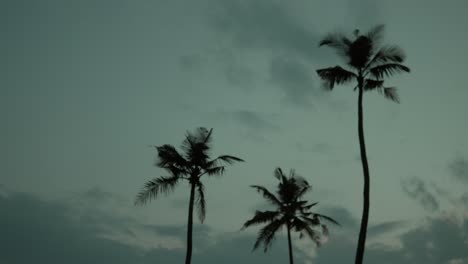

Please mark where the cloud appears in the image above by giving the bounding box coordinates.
[449,156,468,184]
[2,190,468,264]
[209,48,258,89]
[206,0,335,106]
[216,110,280,143]
[179,54,203,71]
[208,0,323,61]
[205,0,376,109]
[319,206,358,229]
[232,110,278,130]
[0,192,144,264]
[193,233,306,264]
[0,189,305,264]
[402,176,468,218]
[346,0,384,28]
[312,208,468,264]
[401,177,439,212]
[367,220,407,238]
[208,0,384,61]
[392,215,468,264]
[225,62,256,88]
[269,56,322,107]
[461,193,468,208]
[83,187,126,203]
[216,110,279,133]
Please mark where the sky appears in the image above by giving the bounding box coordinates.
[2,0,468,263]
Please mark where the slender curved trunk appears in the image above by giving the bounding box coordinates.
[185,183,196,264]
[287,222,294,264]
[355,79,370,264]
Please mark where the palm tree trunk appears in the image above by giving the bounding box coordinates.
[185,183,196,264]
[287,223,294,264]
[355,82,370,264]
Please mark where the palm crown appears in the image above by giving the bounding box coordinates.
[135,127,244,222]
[316,25,410,102]
[242,168,339,252]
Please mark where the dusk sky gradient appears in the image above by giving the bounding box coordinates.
[2,0,468,263]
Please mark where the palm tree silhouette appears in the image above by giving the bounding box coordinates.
[135,127,244,264]
[316,25,410,264]
[242,168,339,264]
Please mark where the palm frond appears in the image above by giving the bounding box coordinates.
[365,24,385,47]
[322,224,329,236]
[251,185,282,207]
[291,218,321,246]
[295,200,308,207]
[363,79,384,91]
[293,175,310,198]
[367,45,406,68]
[204,166,225,177]
[273,167,287,183]
[314,213,340,226]
[295,185,311,200]
[382,87,400,103]
[242,210,281,230]
[365,24,385,55]
[203,155,243,173]
[214,155,245,165]
[301,202,319,211]
[155,144,188,170]
[291,174,309,190]
[316,66,357,90]
[253,218,285,252]
[319,32,347,48]
[369,63,410,79]
[291,217,307,232]
[364,80,400,102]
[302,216,321,226]
[319,32,351,59]
[134,175,180,205]
[195,182,206,223]
[202,128,213,144]
[185,127,213,146]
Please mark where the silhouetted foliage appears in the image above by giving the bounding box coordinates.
[242,168,339,264]
[316,25,410,264]
[135,127,244,264]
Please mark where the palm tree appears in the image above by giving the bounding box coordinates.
[135,127,244,264]
[242,168,339,264]
[316,25,410,264]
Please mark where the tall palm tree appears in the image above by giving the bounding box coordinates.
[135,127,244,264]
[316,25,410,264]
[242,168,339,264]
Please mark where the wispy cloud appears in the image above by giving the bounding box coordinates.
[179,54,203,71]
[401,177,439,212]
[208,0,323,61]
[205,0,332,107]
[449,156,468,184]
[269,55,321,107]
[367,220,407,238]
[216,110,279,132]
[312,209,468,264]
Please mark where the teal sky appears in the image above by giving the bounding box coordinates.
[2,0,468,263]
